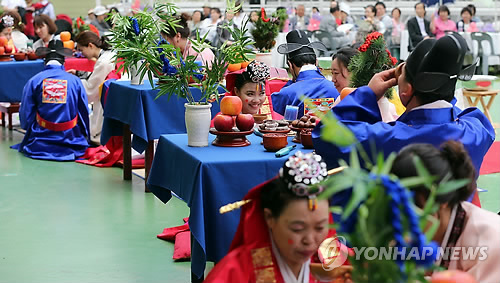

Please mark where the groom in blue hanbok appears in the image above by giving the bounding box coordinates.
[12,40,90,161]
[313,33,495,175]
[271,30,340,117]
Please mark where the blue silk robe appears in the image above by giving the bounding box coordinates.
[312,86,495,173]
[12,65,90,161]
[271,69,340,117]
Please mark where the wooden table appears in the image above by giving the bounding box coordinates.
[462,89,498,125]
[0,103,20,130]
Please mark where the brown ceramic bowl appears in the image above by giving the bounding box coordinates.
[27,52,39,60]
[300,129,314,149]
[263,133,288,152]
[253,114,268,124]
[13,53,26,61]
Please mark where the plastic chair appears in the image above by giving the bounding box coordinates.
[471,32,499,75]
[312,30,337,57]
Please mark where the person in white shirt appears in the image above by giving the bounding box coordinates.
[200,7,221,46]
[1,11,29,50]
[290,5,310,31]
[1,0,25,11]
[35,0,55,20]
[375,1,392,34]
[69,31,117,144]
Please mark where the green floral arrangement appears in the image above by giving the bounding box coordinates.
[153,0,254,104]
[251,8,287,52]
[349,31,398,99]
[314,113,468,282]
[74,17,100,36]
[107,2,179,83]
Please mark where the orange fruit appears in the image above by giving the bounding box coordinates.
[241,61,250,68]
[227,63,242,72]
[60,31,71,42]
[340,87,356,100]
[63,40,75,50]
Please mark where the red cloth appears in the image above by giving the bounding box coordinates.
[56,14,72,25]
[76,136,123,167]
[65,58,95,72]
[173,231,191,261]
[24,11,34,37]
[157,223,190,242]
[479,141,500,175]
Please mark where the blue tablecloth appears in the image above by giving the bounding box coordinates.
[0,60,44,102]
[146,133,313,278]
[100,80,223,152]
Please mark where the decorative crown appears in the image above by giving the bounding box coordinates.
[1,15,14,28]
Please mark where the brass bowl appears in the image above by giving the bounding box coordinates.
[253,114,268,124]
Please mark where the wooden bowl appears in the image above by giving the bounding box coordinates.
[13,53,26,61]
[300,129,314,149]
[27,52,39,60]
[263,133,288,152]
[253,114,268,124]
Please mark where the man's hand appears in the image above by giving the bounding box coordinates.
[367,69,397,100]
[67,69,76,75]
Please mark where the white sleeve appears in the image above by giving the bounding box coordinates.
[80,53,115,104]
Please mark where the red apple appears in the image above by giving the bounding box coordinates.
[431,270,478,283]
[0,46,4,55]
[236,114,255,131]
[214,114,234,132]
[4,45,12,54]
[0,36,7,47]
[220,96,243,116]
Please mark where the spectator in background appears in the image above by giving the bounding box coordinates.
[355,5,380,44]
[390,7,404,62]
[311,7,321,21]
[232,2,247,30]
[55,14,73,38]
[407,2,432,50]
[431,5,456,39]
[319,6,350,49]
[330,0,337,9]
[375,1,392,34]
[200,7,221,46]
[290,4,309,31]
[32,14,59,50]
[34,0,55,20]
[106,7,120,28]
[215,10,237,48]
[339,2,354,25]
[467,4,480,23]
[1,11,29,49]
[1,0,26,11]
[23,0,35,39]
[277,6,289,33]
[86,9,96,25]
[91,6,111,34]
[188,10,203,38]
[247,10,258,34]
[202,5,211,20]
[457,7,478,32]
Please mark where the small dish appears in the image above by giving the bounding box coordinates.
[263,133,288,152]
[300,129,314,149]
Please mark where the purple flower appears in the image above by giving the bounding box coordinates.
[129,17,140,35]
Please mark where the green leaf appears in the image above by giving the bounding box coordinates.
[320,112,357,147]
[436,178,471,196]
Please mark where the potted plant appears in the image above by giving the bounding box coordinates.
[107,3,179,85]
[251,8,287,66]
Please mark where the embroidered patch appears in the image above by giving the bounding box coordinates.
[254,266,276,283]
[251,247,273,268]
[42,79,68,104]
[304,97,336,117]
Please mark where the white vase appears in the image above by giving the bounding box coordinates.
[185,103,212,147]
[255,52,273,67]
[130,61,144,85]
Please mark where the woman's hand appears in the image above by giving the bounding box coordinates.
[368,69,397,100]
[67,69,76,75]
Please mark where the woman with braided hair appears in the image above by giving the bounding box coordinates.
[391,141,500,282]
[69,30,116,144]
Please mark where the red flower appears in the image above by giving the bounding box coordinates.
[358,44,368,52]
[261,8,270,22]
[391,56,398,66]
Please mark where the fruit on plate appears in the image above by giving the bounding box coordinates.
[259,119,289,131]
[0,46,4,55]
[4,44,12,54]
[0,36,7,47]
[63,40,75,50]
[236,114,254,131]
[220,96,242,116]
[214,114,235,132]
[227,63,242,72]
[60,31,71,42]
[431,270,478,283]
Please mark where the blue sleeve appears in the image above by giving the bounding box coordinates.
[271,89,289,116]
[75,79,90,138]
[332,86,382,123]
[20,78,37,130]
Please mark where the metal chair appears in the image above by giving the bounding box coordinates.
[312,30,337,57]
[470,32,499,75]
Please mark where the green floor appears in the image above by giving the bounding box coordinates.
[1,85,499,282]
[0,129,191,282]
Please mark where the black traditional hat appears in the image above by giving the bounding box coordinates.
[405,33,477,98]
[35,40,73,64]
[277,30,327,60]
